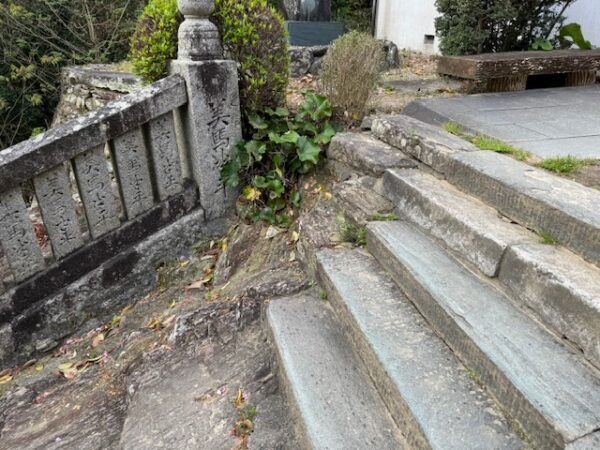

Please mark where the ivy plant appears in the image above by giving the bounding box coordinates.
[222,92,336,226]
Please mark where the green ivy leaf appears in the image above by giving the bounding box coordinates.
[245,140,267,162]
[269,130,300,144]
[291,191,301,207]
[297,136,321,165]
[314,123,336,145]
[221,159,241,188]
[248,113,269,130]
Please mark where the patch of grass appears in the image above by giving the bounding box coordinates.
[442,121,462,136]
[538,229,559,246]
[536,156,595,174]
[339,219,367,247]
[470,135,531,161]
[319,290,328,300]
[371,212,399,222]
[156,260,181,291]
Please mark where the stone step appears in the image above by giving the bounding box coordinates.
[332,177,394,225]
[315,248,524,450]
[371,114,600,268]
[367,221,600,450]
[383,168,600,369]
[383,168,533,277]
[266,293,408,450]
[327,132,416,179]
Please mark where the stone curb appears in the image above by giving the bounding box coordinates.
[368,220,600,450]
[371,114,600,268]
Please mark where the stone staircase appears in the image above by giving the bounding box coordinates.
[267,115,600,450]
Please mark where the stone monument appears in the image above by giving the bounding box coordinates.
[284,0,331,21]
[284,0,344,47]
[170,0,242,219]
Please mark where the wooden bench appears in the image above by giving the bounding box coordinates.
[438,49,600,92]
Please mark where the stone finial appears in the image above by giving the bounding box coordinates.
[177,0,223,61]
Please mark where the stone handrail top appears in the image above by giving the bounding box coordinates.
[0,75,187,193]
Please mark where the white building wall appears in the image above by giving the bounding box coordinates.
[564,0,600,46]
[374,0,440,54]
[374,0,600,54]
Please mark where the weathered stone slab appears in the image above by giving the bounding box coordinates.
[447,150,600,268]
[333,178,394,225]
[73,145,121,239]
[566,431,600,450]
[316,248,524,450]
[372,114,600,268]
[367,221,600,450]
[170,60,242,219]
[371,114,475,174]
[499,243,600,370]
[0,188,45,282]
[33,164,84,259]
[327,132,417,177]
[0,75,187,193]
[148,113,183,201]
[383,168,533,276]
[112,128,155,219]
[267,293,408,449]
[2,181,199,325]
[438,49,600,81]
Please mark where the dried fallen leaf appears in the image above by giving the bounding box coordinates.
[62,368,78,380]
[121,305,133,315]
[92,333,105,348]
[58,362,74,372]
[233,387,245,408]
[147,317,162,331]
[35,364,44,372]
[22,359,37,370]
[0,373,13,384]
[291,231,300,243]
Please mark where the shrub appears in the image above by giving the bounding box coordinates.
[0,0,145,149]
[130,0,289,115]
[130,0,181,83]
[435,0,575,55]
[332,0,373,32]
[221,92,336,226]
[320,31,384,124]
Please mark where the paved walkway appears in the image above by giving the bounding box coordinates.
[404,85,600,159]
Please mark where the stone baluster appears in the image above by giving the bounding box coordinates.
[171,0,242,219]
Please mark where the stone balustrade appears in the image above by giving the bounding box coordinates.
[0,0,242,366]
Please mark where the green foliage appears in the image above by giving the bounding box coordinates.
[435,0,576,55]
[531,23,594,50]
[213,0,289,114]
[338,217,367,246]
[0,0,145,148]
[470,136,530,161]
[332,0,373,32]
[537,155,594,174]
[130,0,289,115]
[558,23,593,49]
[320,31,384,125]
[130,0,181,83]
[538,229,559,246]
[371,212,399,222]
[221,92,335,225]
[442,121,462,136]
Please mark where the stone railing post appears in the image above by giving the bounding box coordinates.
[170,0,242,219]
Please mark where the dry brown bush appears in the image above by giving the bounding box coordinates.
[320,31,384,125]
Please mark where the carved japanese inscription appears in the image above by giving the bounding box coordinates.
[33,164,84,259]
[73,145,121,239]
[112,128,155,219]
[0,187,45,282]
[148,113,183,201]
